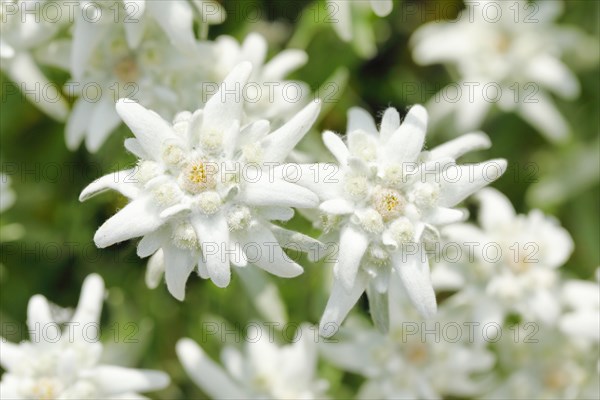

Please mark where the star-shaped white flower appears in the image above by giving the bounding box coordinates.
[441,187,574,325]
[320,281,495,399]
[290,105,506,336]
[177,324,328,399]
[410,0,595,142]
[80,62,323,299]
[0,274,169,399]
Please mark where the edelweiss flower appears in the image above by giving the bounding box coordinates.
[0,274,169,399]
[328,0,393,58]
[0,0,69,120]
[66,18,212,152]
[291,105,506,336]
[212,33,309,125]
[320,281,495,399]
[177,324,328,399]
[442,188,574,325]
[70,0,224,78]
[410,0,595,142]
[80,62,323,299]
[487,325,598,400]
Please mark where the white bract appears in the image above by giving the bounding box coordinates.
[0,274,169,399]
[80,62,323,300]
[291,105,506,336]
[410,0,592,142]
[0,0,69,120]
[328,0,393,58]
[441,188,574,325]
[177,325,328,399]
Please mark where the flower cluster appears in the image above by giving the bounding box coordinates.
[1,0,597,399]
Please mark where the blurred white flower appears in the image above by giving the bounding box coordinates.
[69,0,224,79]
[328,0,393,58]
[212,33,310,125]
[0,174,15,213]
[321,282,495,399]
[80,63,324,299]
[67,23,311,152]
[0,274,169,399]
[559,274,599,342]
[291,105,506,336]
[487,326,598,400]
[411,0,592,142]
[177,324,328,399]
[65,19,212,152]
[0,0,69,120]
[442,188,574,325]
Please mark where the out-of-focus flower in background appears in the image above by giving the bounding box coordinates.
[0,0,69,120]
[320,283,495,400]
[0,274,169,399]
[327,0,393,58]
[410,0,599,142]
[439,187,574,326]
[177,324,328,399]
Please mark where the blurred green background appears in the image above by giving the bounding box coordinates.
[1,0,598,398]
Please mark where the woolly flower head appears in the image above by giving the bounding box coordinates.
[80,62,324,300]
[291,105,506,335]
[0,274,169,399]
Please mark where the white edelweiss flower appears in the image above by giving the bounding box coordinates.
[487,324,598,400]
[442,188,574,325]
[80,62,323,300]
[327,0,393,58]
[177,324,329,399]
[320,284,495,400]
[211,32,310,125]
[66,12,216,152]
[0,0,69,120]
[290,105,506,336]
[0,274,170,399]
[69,0,221,78]
[410,0,596,142]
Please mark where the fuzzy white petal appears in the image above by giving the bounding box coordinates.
[163,245,196,301]
[334,225,369,292]
[319,273,368,337]
[94,196,163,248]
[116,99,177,161]
[438,159,507,207]
[384,105,427,164]
[192,214,231,288]
[79,169,140,201]
[176,338,245,399]
[261,100,321,163]
[393,253,437,319]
